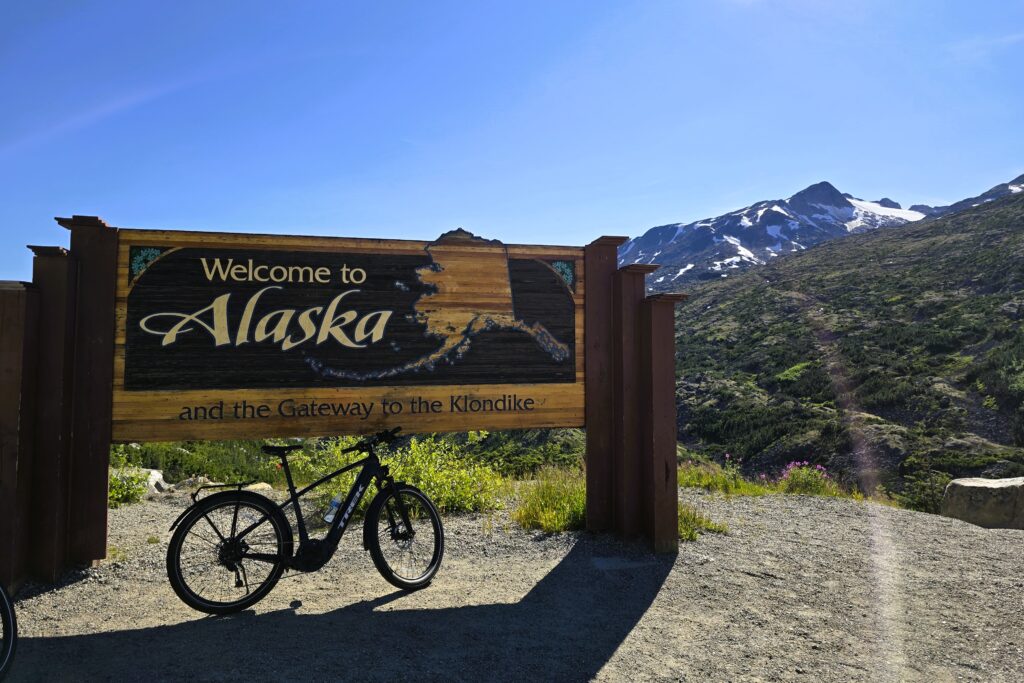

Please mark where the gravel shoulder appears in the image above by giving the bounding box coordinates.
[9,489,1024,682]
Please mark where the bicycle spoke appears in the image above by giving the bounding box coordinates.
[185,528,219,548]
[199,512,228,543]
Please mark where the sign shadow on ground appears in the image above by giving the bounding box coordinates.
[13,542,675,681]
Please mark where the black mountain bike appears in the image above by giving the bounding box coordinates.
[166,427,444,614]
[0,582,15,679]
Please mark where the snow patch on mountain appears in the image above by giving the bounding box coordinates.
[722,235,763,264]
[672,264,695,280]
[711,256,743,271]
[845,198,924,231]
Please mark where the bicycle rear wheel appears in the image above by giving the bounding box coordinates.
[0,584,15,680]
[167,491,292,614]
[366,485,444,590]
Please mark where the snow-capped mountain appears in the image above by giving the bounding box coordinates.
[619,173,1024,291]
[619,181,924,290]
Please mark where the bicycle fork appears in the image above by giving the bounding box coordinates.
[378,473,415,542]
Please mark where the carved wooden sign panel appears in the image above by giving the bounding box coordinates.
[112,228,584,440]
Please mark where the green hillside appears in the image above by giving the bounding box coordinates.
[675,192,1024,502]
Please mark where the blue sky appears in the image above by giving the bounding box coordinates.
[2,0,1022,279]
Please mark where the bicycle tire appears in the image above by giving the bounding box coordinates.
[366,485,444,590]
[0,583,15,680]
[167,491,293,615]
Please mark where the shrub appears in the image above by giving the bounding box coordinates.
[892,470,952,513]
[462,429,585,476]
[111,440,272,484]
[677,502,728,541]
[289,435,507,515]
[388,436,507,513]
[512,467,586,533]
[111,429,583,484]
[680,459,862,500]
[775,361,812,382]
[775,461,842,496]
[108,469,147,508]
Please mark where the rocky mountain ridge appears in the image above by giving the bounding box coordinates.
[621,173,1024,291]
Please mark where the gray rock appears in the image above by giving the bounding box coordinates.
[174,475,222,490]
[146,469,171,494]
[940,477,1024,529]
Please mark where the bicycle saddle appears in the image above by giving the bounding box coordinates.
[261,444,303,455]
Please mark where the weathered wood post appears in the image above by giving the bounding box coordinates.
[611,264,659,538]
[639,293,686,552]
[58,216,118,565]
[27,246,78,580]
[584,236,627,533]
[0,282,39,589]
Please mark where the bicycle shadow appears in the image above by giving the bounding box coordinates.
[12,541,674,682]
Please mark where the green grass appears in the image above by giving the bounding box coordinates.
[678,502,728,541]
[511,467,586,533]
[679,461,860,500]
[509,467,730,540]
[677,461,772,495]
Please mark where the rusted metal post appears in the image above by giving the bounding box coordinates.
[639,293,686,553]
[611,263,658,538]
[27,246,78,580]
[584,236,627,533]
[0,282,39,590]
[58,216,118,565]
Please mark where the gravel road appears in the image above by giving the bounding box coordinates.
[9,489,1024,682]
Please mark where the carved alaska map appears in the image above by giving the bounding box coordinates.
[306,229,571,381]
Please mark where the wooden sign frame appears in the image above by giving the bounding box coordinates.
[1,214,683,589]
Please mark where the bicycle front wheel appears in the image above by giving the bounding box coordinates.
[0,584,16,680]
[167,491,292,615]
[366,485,444,590]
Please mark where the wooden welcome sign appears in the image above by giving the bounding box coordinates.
[114,228,584,440]
[1,215,681,587]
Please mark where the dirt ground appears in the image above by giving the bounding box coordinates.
[9,489,1024,682]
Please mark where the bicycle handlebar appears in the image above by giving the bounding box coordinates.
[343,426,403,453]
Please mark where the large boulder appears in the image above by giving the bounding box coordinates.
[940,477,1024,530]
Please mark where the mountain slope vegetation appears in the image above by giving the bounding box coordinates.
[675,192,1024,498]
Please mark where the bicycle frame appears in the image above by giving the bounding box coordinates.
[225,443,413,572]
[278,449,382,547]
